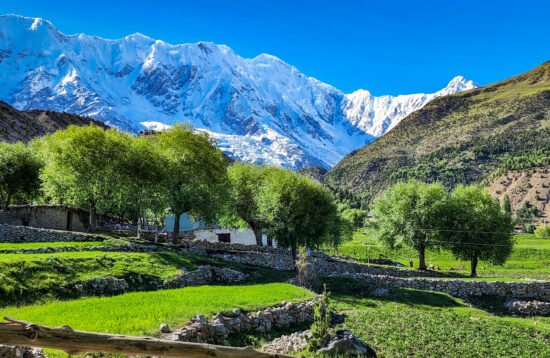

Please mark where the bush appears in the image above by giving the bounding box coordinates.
[524,223,535,234]
[534,225,550,239]
[307,286,333,352]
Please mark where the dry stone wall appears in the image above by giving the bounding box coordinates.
[0,224,104,243]
[163,299,316,345]
[332,272,550,301]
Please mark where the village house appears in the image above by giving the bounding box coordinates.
[165,213,275,247]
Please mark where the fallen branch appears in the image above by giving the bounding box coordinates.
[0,317,292,358]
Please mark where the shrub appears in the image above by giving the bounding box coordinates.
[534,225,550,239]
[307,285,333,352]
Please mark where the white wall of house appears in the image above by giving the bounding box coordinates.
[194,228,276,247]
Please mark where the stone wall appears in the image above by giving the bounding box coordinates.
[66,265,248,297]
[180,240,451,277]
[309,252,455,278]
[0,224,105,243]
[505,299,550,316]
[0,205,89,232]
[331,272,550,301]
[163,299,316,345]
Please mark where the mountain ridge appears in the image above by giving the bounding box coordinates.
[0,14,476,169]
[326,61,550,206]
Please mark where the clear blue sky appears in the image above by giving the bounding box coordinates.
[1,0,549,95]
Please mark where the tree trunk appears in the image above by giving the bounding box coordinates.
[0,318,288,358]
[470,255,478,277]
[3,192,11,211]
[89,202,97,232]
[291,240,297,260]
[418,241,426,270]
[172,212,181,244]
[250,221,263,246]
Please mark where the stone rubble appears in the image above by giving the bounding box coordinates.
[261,330,311,355]
[0,345,47,358]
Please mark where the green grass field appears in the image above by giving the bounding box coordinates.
[0,284,314,336]
[0,238,128,251]
[325,231,550,280]
[300,278,550,358]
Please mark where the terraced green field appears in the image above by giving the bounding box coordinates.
[325,232,550,280]
[0,283,314,336]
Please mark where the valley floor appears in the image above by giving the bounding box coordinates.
[0,233,548,357]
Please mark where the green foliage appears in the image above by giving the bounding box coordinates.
[502,194,512,216]
[514,202,540,225]
[307,286,333,352]
[371,180,449,270]
[225,163,268,245]
[0,142,42,208]
[340,208,368,230]
[446,185,514,277]
[535,225,550,239]
[33,126,136,230]
[258,168,339,257]
[0,283,314,336]
[153,124,229,240]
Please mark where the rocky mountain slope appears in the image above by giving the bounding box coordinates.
[326,61,550,206]
[489,167,550,225]
[0,101,107,143]
[0,14,475,169]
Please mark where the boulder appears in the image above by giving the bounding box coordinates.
[316,330,376,357]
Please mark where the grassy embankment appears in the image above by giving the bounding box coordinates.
[0,237,295,307]
[325,231,550,280]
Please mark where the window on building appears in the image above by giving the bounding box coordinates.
[217,233,231,243]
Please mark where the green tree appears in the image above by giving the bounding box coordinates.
[340,208,368,230]
[32,126,133,231]
[154,125,229,242]
[447,185,514,277]
[371,180,449,270]
[502,194,512,216]
[112,136,168,233]
[226,163,267,245]
[0,142,42,209]
[259,168,339,258]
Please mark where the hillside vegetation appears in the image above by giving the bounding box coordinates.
[326,61,550,206]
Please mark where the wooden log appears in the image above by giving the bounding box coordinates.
[0,317,292,358]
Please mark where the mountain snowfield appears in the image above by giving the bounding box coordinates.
[0,15,477,169]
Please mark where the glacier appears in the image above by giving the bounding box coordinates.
[0,14,478,169]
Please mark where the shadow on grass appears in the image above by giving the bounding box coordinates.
[322,276,464,309]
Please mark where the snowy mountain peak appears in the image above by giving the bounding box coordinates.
[438,76,478,96]
[0,14,478,169]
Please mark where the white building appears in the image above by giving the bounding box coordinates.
[165,213,275,247]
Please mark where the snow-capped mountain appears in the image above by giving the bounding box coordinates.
[0,15,477,169]
[343,76,478,137]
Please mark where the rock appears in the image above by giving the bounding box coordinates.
[0,345,47,358]
[160,323,171,333]
[316,330,376,357]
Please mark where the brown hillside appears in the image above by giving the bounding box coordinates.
[0,101,108,142]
